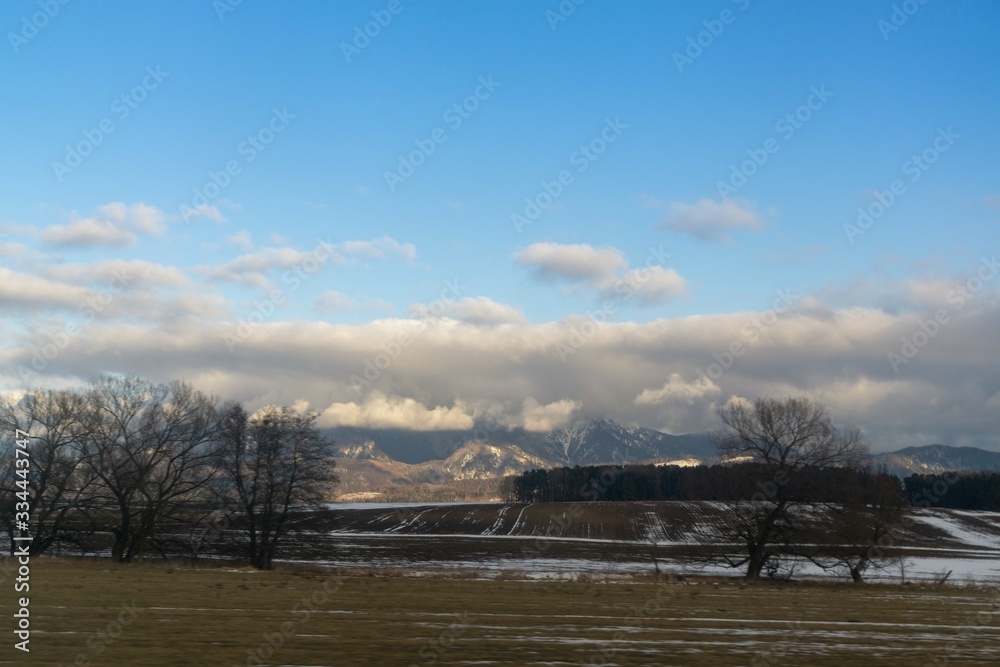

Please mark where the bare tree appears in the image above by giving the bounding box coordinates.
[713,396,868,581]
[498,475,517,504]
[0,390,96,555]
[799,463,908,583]
[213,404,337,569]
[78,376,219,562]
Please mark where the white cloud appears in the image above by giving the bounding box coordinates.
[0,268,91,310]
[39,202,169,248]
[0,262,223,326]
[183,204,227,223]
[411,296,525,325]
[722,395,753,412]
[519,397,580,431]
[617,266,687,305]
[98,202,166,235]
[517,243,687,307]
[0,241,31,258]
[42,217,136,248]
[318,392,474,430]
[339,236,417,263]
[515,242,627,287]
[316,291,358,311]
[316,291,392,313]
[635,373,720,405]
[661,197,763,242]
[203,236,416,288]
[227,229,254,250]
[1,277,998,450]
[42,259,190,288]
[204,244,342,288]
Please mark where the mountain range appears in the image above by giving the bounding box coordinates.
[873,444,1000,479]
[326,418,1000,498]
[328,417,716,465]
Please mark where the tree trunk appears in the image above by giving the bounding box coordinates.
[746,545,767,581]
[249,526,262,568]
[262,546,273,570]
[850,556,869,583]
[112,513,131,562]
[133,528,148,562]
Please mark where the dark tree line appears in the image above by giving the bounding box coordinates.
[511,462,901,505]
[513,464,1000,514]
[0,376,337,569]
[905,472,1000,511]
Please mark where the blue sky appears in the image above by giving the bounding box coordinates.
[1,0,998,450]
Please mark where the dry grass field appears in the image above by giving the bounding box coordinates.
[2,557,999,666]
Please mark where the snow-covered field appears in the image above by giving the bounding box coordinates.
[316,502,1000,584]
[323,501,496,510]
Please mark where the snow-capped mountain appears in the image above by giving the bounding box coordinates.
[327,416,716,470]
[330,440,552,497]
[327,419,1000,496]
[334,440,392,461]
[533,416,717,465]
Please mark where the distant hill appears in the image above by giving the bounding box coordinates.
[332,440,552,499]
[328,416,716,467]
[522,416,717,466]
[327,417,717,498]
[327,427,470,464]
[334,440,393,462]
[326,420,1000,499]
[875,444,1000,478]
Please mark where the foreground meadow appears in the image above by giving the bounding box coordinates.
[2,558,999,666]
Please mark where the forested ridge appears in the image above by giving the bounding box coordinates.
[508,463,1000,510]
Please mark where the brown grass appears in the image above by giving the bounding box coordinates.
[2,557,999,666]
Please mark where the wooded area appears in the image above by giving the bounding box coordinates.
[510,397,951,583]
[0,376,337,568]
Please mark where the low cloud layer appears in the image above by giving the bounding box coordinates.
[4,297,998,451]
